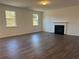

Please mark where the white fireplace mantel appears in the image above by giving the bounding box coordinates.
[52,21,68,34]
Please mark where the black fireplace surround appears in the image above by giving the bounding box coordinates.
[54,25,64,35]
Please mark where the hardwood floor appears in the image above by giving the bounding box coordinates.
[0,32,79,59]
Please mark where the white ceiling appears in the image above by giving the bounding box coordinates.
[0,0,79,11]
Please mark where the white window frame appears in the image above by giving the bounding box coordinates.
[33,14,39,26]
[5,10,17,27]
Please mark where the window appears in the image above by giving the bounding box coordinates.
[33,14,39,26]
[5,10,16,27]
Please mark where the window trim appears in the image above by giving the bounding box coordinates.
[5,10,17,28]
[33,14,39,26]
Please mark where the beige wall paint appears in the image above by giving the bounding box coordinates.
[43,6,79,36]
[0,4,43,38]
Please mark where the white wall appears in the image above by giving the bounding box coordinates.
[0,4,43,38]
[43,6,79,36]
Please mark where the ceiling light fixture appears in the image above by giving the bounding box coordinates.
[39,0,50,5]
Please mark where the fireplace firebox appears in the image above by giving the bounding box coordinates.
[54,25,64,35]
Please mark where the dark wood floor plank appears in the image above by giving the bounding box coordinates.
[0,32,79,59]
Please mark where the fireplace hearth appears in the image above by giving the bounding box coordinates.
[54,25,64,35]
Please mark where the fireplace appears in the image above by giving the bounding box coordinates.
[54,25,64,35]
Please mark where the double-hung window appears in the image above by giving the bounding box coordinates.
[5,10,16,27]
[33,14,39,26]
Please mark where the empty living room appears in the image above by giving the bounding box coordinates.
[0,0,79,59]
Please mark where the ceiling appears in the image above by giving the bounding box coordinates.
[0,0,79,11]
